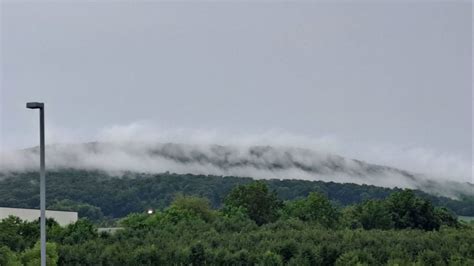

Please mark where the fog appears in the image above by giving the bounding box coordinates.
[1,122,472,198]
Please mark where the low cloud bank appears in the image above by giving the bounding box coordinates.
[1,122,471,198]
[95,123,472,183]
[1,141,472,198]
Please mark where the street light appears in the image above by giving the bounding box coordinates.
[26,102,46,266]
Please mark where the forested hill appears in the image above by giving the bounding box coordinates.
[4,142,473,199]
[0,170,473,221]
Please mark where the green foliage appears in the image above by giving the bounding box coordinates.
[118,213,149,229]
[225,181,282,225]
[49,199,104,222]
[277,240,299,263]
[2,170,472,222]
[415,250,444,266]
[0,245,21,266]
[131,245,163,265]
[0,175,471,265]
[189,242,207,265]
[341,191,459,231]
[335,250,376,266]
[59,219,98,245]
[0,216,39,252]
[386,190,440,230]
[2,212,473,265]
[343,199,393,230]
[168,195,216,223]
[434,207,459,227]
[260,251,283,265]
[57,241,106,265]
[21,242,59,266]
[284,192,340,228]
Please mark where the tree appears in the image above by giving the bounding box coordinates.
[119,213,149,229]
[2,170,472,219]
[132,245,163,265]
[277,240,299,263]
[434,207,459,228]
[385,190,440,230]
[224,181,282,225]
[284,192,340,228]
[189,242,207,266]
[0,245,21,266]
[168,195,216,223]
[335,250,376,266]
[350,200,392,230]
[0,216,39,252]
[21,242,59,266]
[260,251,283,265]
[60,219,98,245]
[415,250,444,266]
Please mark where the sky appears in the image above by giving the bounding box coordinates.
[0,1,472,181]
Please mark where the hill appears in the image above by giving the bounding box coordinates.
[1,142,473,199]
[0,170,472,221]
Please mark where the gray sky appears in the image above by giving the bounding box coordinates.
[0,1,472,180]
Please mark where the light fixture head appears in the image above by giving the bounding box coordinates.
[26,102,44,109]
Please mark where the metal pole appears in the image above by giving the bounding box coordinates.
[39,106,46,266]
[27,102,46,266]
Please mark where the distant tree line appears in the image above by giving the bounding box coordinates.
[0,170,472,223]
[1,181,473,265]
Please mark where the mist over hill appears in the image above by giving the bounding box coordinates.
[1,142,472,199]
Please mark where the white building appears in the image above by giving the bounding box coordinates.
[0,207,78,226]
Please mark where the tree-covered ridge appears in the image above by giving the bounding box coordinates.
[10,142,472,199]
[0,170,472,222]
[1,182,473,265]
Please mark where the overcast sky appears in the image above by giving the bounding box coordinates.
[0,1,472,179]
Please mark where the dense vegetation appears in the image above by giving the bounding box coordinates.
[1,181,473,265]
[0,170,473,224]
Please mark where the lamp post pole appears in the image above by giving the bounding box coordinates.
[26,102,46,266]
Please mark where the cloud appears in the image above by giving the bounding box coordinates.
[96,122,341,152]
[0,121,472,198]
[95,122,471,182]
[361,145,472,183]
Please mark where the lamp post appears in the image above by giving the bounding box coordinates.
[26,102,46,266]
